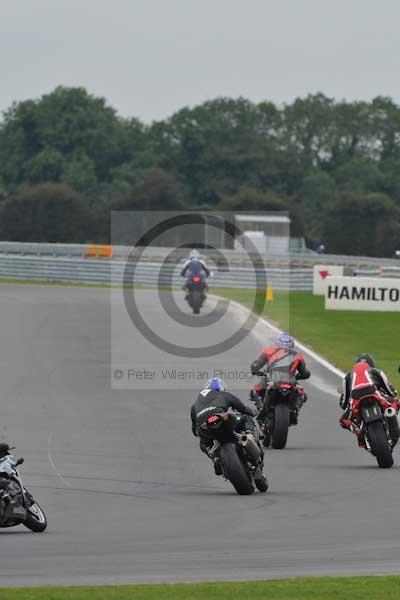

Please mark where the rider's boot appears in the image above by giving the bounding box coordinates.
[339,406,353,431]
[340,413,364,446]
[212,456,222,476]
[207,441,222,476]
[290,411,298,425]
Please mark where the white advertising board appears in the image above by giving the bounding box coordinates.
[313,265,344,295]
[325,276,400,311]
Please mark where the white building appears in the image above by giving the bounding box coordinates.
[234,214,291,255]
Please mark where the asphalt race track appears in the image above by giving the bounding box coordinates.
[0,285,399,586]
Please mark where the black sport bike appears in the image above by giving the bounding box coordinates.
[185,272,207,314]
[199,411,268,495]
[252,370,305,449]
[0,447,47,532]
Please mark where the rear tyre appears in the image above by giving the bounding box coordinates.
[191,290,201,314]
[367,421,394,468]
[271,403,290,449]
[24,502,47,532]
[220,443,254,495]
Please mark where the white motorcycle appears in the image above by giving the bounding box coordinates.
[0,445,47,532]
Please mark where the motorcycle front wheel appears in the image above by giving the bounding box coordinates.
[24,502,47,532]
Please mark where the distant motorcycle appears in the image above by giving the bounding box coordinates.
[199,411,268,495]
[185,272,207,314]
[0,447,47,532]
[343,392,399,468]
[252,371,305,449]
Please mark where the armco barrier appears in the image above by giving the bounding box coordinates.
[0,242,399,270]
[0,249,398,291]
[0,255,312,291]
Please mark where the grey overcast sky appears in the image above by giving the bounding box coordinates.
[1,0,400,122]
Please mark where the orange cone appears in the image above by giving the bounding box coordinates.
[266,284,274,301]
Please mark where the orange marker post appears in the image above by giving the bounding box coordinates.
[266,284,274,302]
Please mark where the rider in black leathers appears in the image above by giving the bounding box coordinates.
[190,378,263,477]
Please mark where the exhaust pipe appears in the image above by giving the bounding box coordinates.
[240,433,261,465]
[384,407,396,418]
[384,408,400,446]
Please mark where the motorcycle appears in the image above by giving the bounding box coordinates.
[343,392,399,468]
[0,447,47,532]
[199,411,268,495]
[185,272,207,314]
[252,371,305,449]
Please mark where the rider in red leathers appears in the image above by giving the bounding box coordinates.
[339,354,399,446]
[250,332,310,416]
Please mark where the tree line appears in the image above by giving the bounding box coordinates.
[0,86,400,256]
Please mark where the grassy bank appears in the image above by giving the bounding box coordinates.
[216,289,400,388]
[1,576,400,599]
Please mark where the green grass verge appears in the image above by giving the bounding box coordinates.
[1,576,400,600]
[215,289,400,388]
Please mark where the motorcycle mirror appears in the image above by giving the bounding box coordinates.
[16,458,24,466]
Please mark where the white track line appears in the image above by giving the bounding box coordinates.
[47,432,72,488]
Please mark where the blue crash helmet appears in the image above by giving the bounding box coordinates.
[207,378,226,392]
[277,332,295,349]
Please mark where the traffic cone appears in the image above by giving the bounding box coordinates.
[266,284,274,301]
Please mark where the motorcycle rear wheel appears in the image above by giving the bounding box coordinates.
[271,402,290,449]
[367,421,394,468]
[191,290,201,314]
[220,443,254,495]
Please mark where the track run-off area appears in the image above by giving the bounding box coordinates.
[0,285,399,586]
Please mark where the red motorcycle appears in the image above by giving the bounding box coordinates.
[344,391,399,468]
